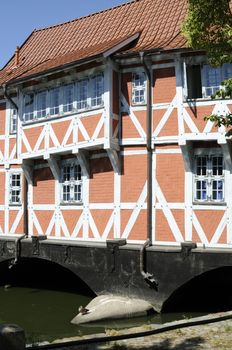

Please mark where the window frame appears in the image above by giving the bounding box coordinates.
[185,62,232,100]
[90,73,104,108]
[193,149,225,204]
[132,71,147,105]
[49,87,61,116]
[22,71,105,124]
[63,83,74,114]
[10,108,17,134]
[76,78,89,111]
[9,172,22,206]
[60,160,83,205]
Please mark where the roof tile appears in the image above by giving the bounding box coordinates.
[0,0,188,84]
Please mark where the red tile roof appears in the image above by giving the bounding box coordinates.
[0,0,188,85]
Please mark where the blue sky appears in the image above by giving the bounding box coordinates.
[0,0,128,69]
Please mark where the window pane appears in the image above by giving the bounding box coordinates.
[63,85,74,112]
[63,166,71,182]
[74,185,82,202]
[50,88,60,115]
[212,156,223,176]
[196,180,207,200]
[91,74,104,107]
[204,66,221,97]
[223,63,232,80]
[196,156,207,176]
[132,72,146,104]
[61,162,83,204]
[10,173,21,204]
[10,109,17,133]
[24,94,34,121]
[212,180,224,201]
[36,91,47,119]
[62,185,70,202]
[77,79,88,110]
[74,165,81,181]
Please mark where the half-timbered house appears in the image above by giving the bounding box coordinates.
[0,0,232,251]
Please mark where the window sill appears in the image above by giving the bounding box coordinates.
[60,202,83,206]
[193,201,226,206]
[9,203,22,207]
[131,103,147,107]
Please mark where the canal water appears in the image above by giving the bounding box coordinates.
[0,286,206,345]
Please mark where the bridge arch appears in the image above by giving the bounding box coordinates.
[162,266,232,313]
[0,257,95,297]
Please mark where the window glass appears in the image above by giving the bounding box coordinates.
[204,66,221,96]
[77,79,88,110]
[36,91,47,119]
[24,94,34,122]
[10,108,17,134]
[63,84,74,113]
[22,72,104,123]
[186,63,232,99]
[50,88,60,115]
[223,63,232,80]
[132,72,146,104]
[61,162,82,204]
[9,173,22,205]
[194,153,224,203]
[91,74,104,107]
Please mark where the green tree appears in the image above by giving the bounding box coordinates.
[182,0,232,133]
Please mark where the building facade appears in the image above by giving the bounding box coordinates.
[0,0,232,251]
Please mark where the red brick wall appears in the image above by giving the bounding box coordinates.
[156,152,184,203]
[33,167,55,204]
[153,67,176,103]
[121,153,147,203]
[0,104,6,135]
[121,73,132,105]
[89,157,114,203]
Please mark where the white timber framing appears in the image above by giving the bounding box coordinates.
[22,160,34,236]
[218,137,232,244]
[104,58,113,150]
[4,167,24,236]
[46,155,61,237]
[107,148,121,238]
[179,141,193,241]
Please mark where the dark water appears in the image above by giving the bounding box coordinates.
[0,286,206,345]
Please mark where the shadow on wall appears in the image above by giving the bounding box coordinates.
[162,266,232,313]
[0,258,95,297]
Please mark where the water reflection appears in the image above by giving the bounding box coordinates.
[0,286,207,344]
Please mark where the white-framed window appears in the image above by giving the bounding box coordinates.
[193,150,224,203]
[36,91,47,119]
[24,93,34,121]
[60,161,82,204]
[22,71,104,123]
[10,108,17,134]
[91,73,104,108]
[186,63,232,99]
[77,79,88,110]
[50,87,60,116]
[63,84,74,113]
[9,173,22,205]
[132,71,146,105]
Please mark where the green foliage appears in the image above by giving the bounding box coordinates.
[204,76,232,135]
[182,0,232,66]
[212,78,232,99]
[183,0,232,134]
